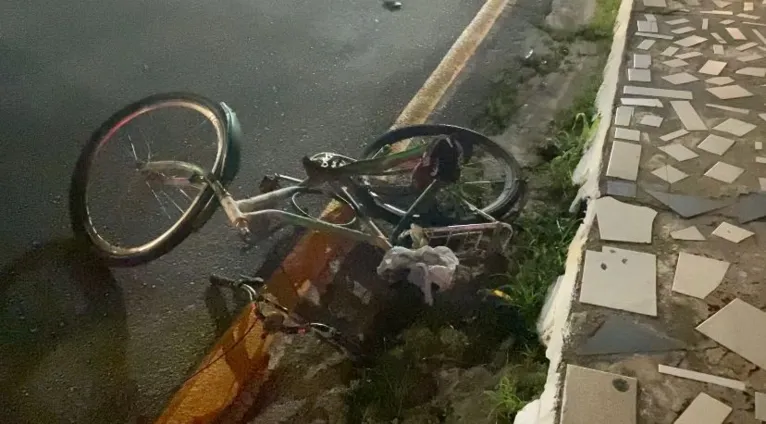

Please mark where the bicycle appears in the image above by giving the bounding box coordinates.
[69,92,525,268]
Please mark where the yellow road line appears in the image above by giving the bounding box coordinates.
[154,1,510,421]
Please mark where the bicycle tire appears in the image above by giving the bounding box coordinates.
[361,124,524,225]
[69,92,242,267]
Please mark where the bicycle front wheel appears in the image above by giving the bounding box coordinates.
[361,124,524,226]
[69,92,241,267]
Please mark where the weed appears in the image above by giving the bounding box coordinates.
[486,357,548,422]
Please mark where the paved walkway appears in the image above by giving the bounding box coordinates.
[557,0,766,423]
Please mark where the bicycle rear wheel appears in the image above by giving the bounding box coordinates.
[361,124,524,225]
[69,92,242,267]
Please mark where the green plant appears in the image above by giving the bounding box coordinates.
[486,359,547,422]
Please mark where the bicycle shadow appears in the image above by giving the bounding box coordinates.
[0,238,135,424]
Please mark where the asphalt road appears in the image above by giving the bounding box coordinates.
[0,0,485,422]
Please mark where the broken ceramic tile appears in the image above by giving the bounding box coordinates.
[661,46,680,56]
[634,53,652,68]
[621,97,664,108]
[672,252,730,299]
[636,32,675,40]
[756,392,766,421]
[670,226,706,240]
[712,221,754,242]
[637,20,659,33]
[707,84,754,99]
[676,52,704,60]
[705,161,745,183]
[713,44,725,54]
[660,143,698,161]
[706,76,735,85]
[703,18,710,30]
[759,113,766,123]
[739,13,761,20]
[713,0,731,7]
[676,35,709,47]
[727,27,748,40]
[606,140,642,181]
[614,106,634,126]
[643,0,666,6]
[674,393,732,424]
[561,365,637,424]
[698,134,735,155]
[576,316,685,356]
[579,247,657,316]
[663,72,698,85]
[697,298,766,369]
[734,192,766,223]
[737,41,759,51]
[624,85,693,100]
[757,157,766,163]
[699,60,728,75]
[706,103,750,114]
[637,39,656,50]
[760,178,766,191]
[664,58,690,67]
[721,19,736,25]
[595,196,657,243]
[739,52,764,61]
[651,164,688,183]
[736,66,766,76]
[714,117,756,136]
[644,188,731,218]
[712,32,729,44]
[753,29,766,45]
[757,141,764,149]
[605,180,637,198]
[702,10,734,16]
[658,364,747,391]
[640,114,664,127]
[628,68,652,82]
[660,129,689,141]
[672,26,696,35]
[671,101,707,130]
[666,18,690,25]
[645,13,656,22]
[745,1,754,11]
[615,127,641,141]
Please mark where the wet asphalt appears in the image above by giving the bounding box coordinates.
[0,0,486,422]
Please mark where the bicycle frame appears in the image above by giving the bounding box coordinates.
[140,144,431,251]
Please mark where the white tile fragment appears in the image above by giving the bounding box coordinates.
[721,19,736,25]
[745,2,754,11]
[697,299,766,370]
[672,26,696,34]
[759,177,766,191]
[705,161,745,183]
[712,32,728,44]
[699,60,728,75]
[579,247,657,316]
[739,52,764,62]
[660,129,689,141]
[637,20,658,33]
[614,106,634,126]
[713,44,725,54]
[728,27,748,41]
[658,364,746,391]
[753,29,766,45]
[634,54,652,68]
[623,85,693,99]
[670,226,705,240]
[672,252,729,298]
[661,46,680,56]
[706,103,749,114]
[640,114,663,127]
[643,0,666,6]
[651,164,688,183]
[561,365,638,424]
[621,97,664,107]
[760,113,766,122]
[645,13,656,22]
[628,68,652,82]
[636,32,675,40]
[674,393,732,424]
[698,134,735,155]
[756,141,764,150]
[706,76,735,85]
[712,222,754,243]
[663,72,698,85]
[606,141,642,181]
[594,197,657,243]
[736,67,766,76]
[660,143,698,161]
[707,84,754,99]
[664,58,689,67]
[671,101,706,130]
[676,52,703,59]
[637,39,656,50]
[702,10,734,16]
[756,392,766,421]
[615,127,641,141]
[756,156,766,163]
[739,13,761,20]
[703,18,710,30]
[714,118,757,136]
[713,0,731,7]
[676,35,709,47]
[666,18,689,25]
[737,41,759,51]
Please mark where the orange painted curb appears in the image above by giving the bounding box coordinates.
[155,0,510,421]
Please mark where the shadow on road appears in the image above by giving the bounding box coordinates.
[0,238,135,424]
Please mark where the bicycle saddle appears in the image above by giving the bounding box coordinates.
[411,136,463,190]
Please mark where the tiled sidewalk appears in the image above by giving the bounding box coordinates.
[558,0,766,423]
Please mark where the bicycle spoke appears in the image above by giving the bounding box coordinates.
[161,190,185,214]
[145,181,172,220]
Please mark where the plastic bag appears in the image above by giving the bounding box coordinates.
[376,245,459,305]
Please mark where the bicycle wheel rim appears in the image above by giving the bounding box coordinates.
[80,97,227,257]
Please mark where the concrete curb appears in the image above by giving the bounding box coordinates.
[514,0,635,422]
[154,1,511,422]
